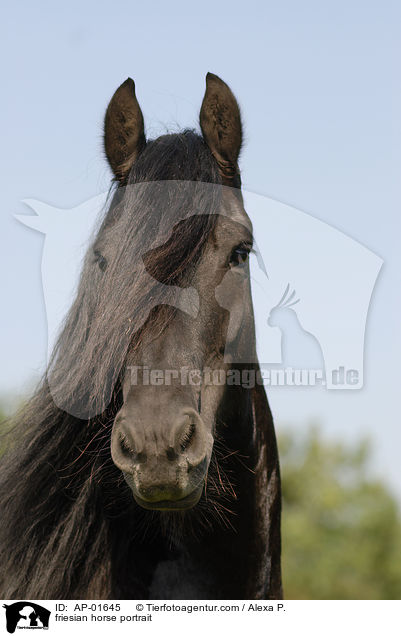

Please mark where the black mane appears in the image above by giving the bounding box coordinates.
[0,131,226,598]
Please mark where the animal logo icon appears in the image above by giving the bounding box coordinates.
[2,602,50,633]
[267,284,324,371]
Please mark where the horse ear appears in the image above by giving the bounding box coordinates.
[200,73,243,182]
[104,78,146,182]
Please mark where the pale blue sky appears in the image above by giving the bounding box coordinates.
[1,1,400,497]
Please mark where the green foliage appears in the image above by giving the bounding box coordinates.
[1,405,400,598]
[0,406,9,457]
[279,425,401,599]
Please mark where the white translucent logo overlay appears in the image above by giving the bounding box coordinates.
[16,186,382,394]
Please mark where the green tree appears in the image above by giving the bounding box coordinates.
[279,426,401,599]
[0,403,15,457]
[0,406,8,456]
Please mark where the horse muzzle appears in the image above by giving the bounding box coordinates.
[111,408,212,511]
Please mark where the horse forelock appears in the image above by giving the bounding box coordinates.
[45,131,225,420]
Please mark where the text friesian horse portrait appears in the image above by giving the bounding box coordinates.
[0,74,282,599]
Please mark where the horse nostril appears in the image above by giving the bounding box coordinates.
[171,410,206,461]
[116,431,147,465]
[118,430,146,462]
[119,431,134,457]
[179,418,196,452]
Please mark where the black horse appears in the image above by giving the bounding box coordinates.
[0,74,282,599]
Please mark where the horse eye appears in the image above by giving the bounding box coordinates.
[94,250,107,272]
[229,246,250,268]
